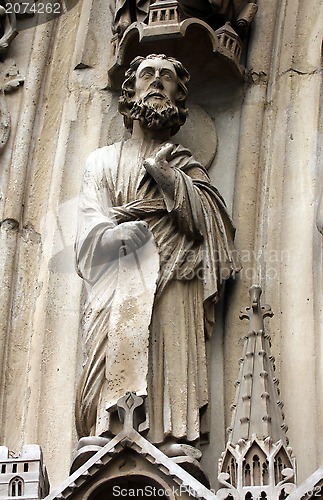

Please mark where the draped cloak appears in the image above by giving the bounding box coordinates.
[75,139,240,443]
[114,0,150,32]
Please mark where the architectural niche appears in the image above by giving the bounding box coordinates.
[218,286,296,500]
[0,445,49,499]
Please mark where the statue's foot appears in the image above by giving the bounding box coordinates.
[76,436,111,450]
[70,435,112,474]
[172,456,210,488]
[158,440,209,487]
[159,441,202,460]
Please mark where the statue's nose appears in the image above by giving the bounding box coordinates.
[151,78,164,89]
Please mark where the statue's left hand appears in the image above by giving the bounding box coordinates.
[143,143,175,198]
[154,142,173,164]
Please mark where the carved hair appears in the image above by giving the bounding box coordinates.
[119,54,190,136]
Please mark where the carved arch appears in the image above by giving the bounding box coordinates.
[9,476,24,497]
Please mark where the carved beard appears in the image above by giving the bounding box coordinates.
[130,97,180,131]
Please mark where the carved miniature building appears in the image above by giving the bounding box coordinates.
[215,22,243,66]
[148,1,180,28]
[108,0,255,87]
[0,445,49,499]
[218,286,296,499]
[46,394,215,500]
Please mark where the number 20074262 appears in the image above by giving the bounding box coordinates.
[5,2,62,14]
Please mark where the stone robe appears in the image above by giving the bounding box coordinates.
[113,0,150,33]
[75,138,240,443]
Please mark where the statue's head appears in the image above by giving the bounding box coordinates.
[119,54,190,136]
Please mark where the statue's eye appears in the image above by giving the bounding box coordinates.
[141,70,154,79]
[161,71,175,82]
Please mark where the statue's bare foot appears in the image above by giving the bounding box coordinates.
[76,436,111,450]
[70,435,113,474]
[159,440,202,460]
[159,440,209,487]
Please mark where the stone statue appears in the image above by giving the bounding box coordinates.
[113,0,256,36]
[113,0,150,35]
[180,0,252,23]
[75,54,240,457]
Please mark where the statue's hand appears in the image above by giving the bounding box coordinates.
[144,143,173,175]
[101,221,150,256]
[154,142,174,165]
[143,143,175,198]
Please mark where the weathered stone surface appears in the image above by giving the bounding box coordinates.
[97,237,159,434]
[0,0,321,492]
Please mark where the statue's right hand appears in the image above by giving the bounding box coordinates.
[101,221,150,255]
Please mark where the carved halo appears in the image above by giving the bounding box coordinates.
[105,103,217,169]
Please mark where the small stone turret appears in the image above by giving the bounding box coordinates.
[0,445,49,499]
[218,286,296,500]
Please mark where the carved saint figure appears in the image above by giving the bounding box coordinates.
[75,54,240,454]
[113,0,150,34]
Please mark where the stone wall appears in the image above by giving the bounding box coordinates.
[0,0,322,489]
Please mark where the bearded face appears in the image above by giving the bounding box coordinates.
[119,56,189,136]
[129,95,181,132]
